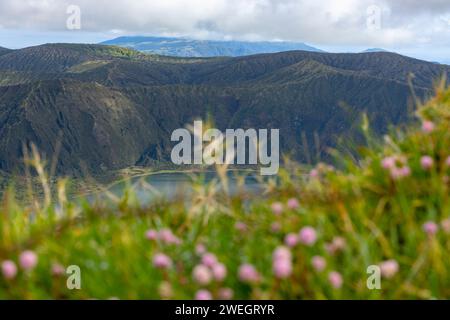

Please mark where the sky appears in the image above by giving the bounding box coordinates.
[0,0,449,63]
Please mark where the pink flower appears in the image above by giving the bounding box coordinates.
[271,222,282,233]
[273,258,292,279]
[51,263,65,277]
[287,198,300,210]
[325,237,347,255]
[420,156,434,170]
[192,265,212,285]
[195,244,206,255]
[272,246,293,279]
[238,264,261,284]
[218,288,234,300]
[379,260,399,279]
[19,250,38,271]
[441,218,450,234]
[310,169,319,178]
[202,253,218,268]
[422,121,435,133]
[284,233,299,247]
[1,260,17,280]
[159,229,181,245]
[391,166,411,180]
[446,156,450,167]
[145,229,158,241]
[153,253,172,269]
[311,256,326,272]
[328,271,343,289]
[381,156,396,170]
[271,202,284,215]
[273,246,292,261]
[212,263,227,282]
[423,221,439,236]
[195,289,213,300]
[235,222,247,232]
[299,226,317,246]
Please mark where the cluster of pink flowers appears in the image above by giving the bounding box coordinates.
[1,250,38,280]
[192,252,230,300]
[272,246,293,279]
[284,226,318,247]
[381,155,411,180]
[325,237,346,255]
[146,228,182,245]
[238,263,261,284]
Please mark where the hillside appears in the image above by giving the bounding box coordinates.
[0,44,449,175]
[101,36,323,57]
[0,85,449,299]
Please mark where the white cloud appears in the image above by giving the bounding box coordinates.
[0,0,449,58]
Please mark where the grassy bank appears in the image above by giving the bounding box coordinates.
[1,83,450,299]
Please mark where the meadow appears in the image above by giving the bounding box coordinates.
[0,82,450,300]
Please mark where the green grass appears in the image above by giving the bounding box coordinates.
[1,83,450,300]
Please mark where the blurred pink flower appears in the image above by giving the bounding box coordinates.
[238,264,261,284]
[235,222,247,232]
[420,156,434,170]
[381,156,396,170]
[152,253,172,269]
[195,289,213,300]
[328,271,343,289]
[391,166,411,180]
[422,120,435,133]
[212,263,227,282]
[19,250,38,271]
[446,156,450,167]
[195,244,206,255]
[273,258,292,279]
[202,253,218,268]
[1,260,17,280]
[310,169,319,178]
[379,260,399,279]
[193,265,212,285]
[273,246,292,261]
[145,229,158,241]
[311,256,327,272]
[271,222,282,233]
[423,221,439,236]
[299,226,317,246]
[218,288,234,300]
[284,233,299,247]
[271,202,284,215]
[51,263,65,277]
[287,198,300,210]
[159,229,181,245]
[441,218,450,234]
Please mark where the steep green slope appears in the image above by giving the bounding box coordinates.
[0,44,448,175]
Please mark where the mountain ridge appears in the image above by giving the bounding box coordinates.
[0,44,448,175]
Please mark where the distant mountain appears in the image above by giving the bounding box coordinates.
[0,43,448,175]
[101,36,323,57]
[363,48,388,53]
[0,46,12,56]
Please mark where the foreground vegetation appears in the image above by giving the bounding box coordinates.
[1,84,450,299]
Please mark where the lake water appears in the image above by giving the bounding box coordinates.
[94,171,265,204]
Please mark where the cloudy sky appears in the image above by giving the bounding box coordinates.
[0,0,449,63]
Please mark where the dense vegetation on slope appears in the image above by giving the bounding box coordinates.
[0,44,449,175]
[0,85,449,299]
